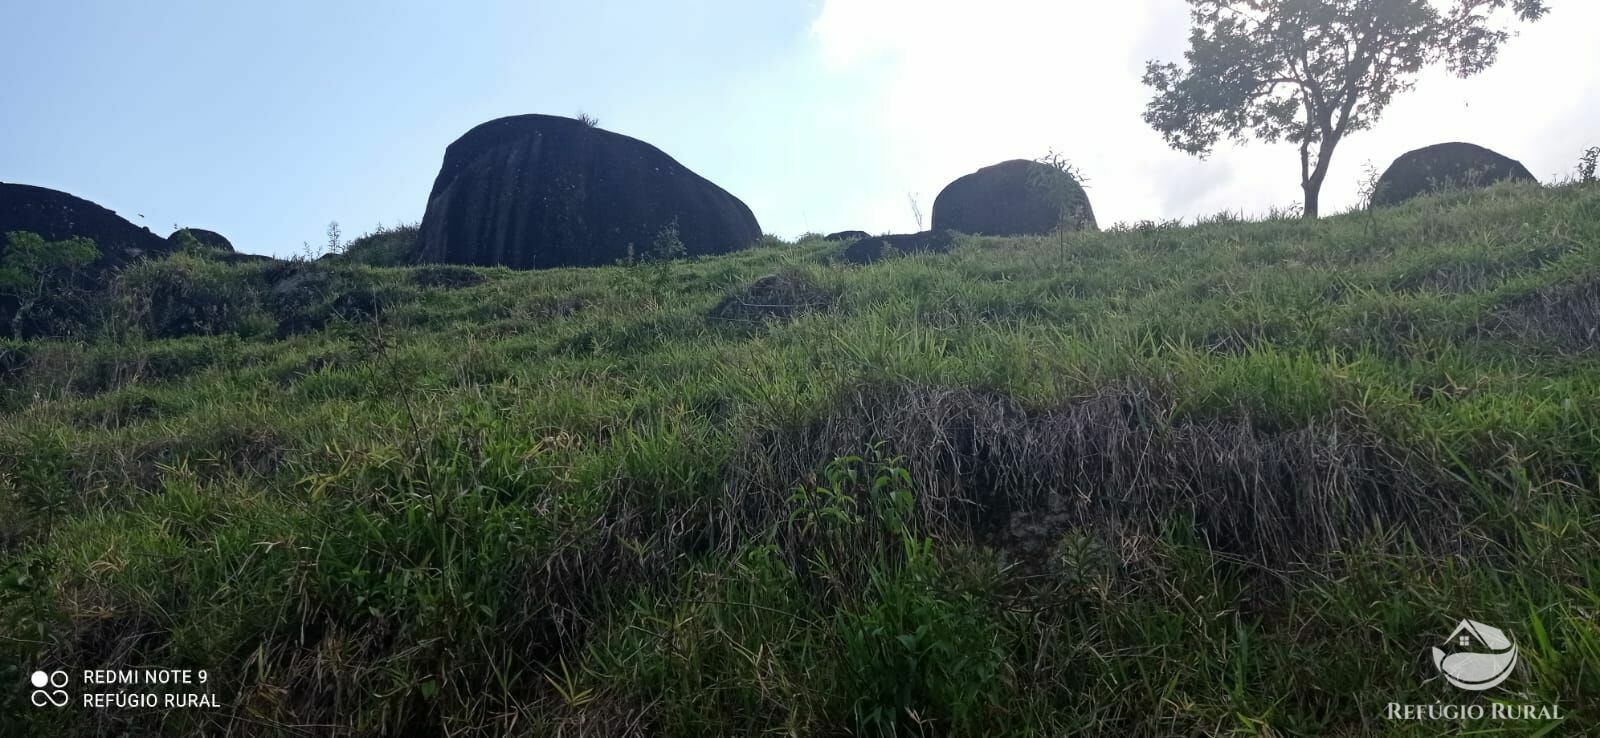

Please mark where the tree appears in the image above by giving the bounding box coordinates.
[1142,0,1548,218]
[0,231,100,337]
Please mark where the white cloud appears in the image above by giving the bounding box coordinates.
[808,0,1600,230]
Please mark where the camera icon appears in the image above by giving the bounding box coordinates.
[29,670,70,708]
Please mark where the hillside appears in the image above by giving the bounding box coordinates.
[3,182,1597,735]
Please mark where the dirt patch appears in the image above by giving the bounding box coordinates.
[709,270,833,324]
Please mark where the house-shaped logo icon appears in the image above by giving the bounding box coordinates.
[1431,619,1518,691]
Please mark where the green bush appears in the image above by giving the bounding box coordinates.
[257,262,406,335]
[1,231,100,338]
[343,223,420,267]
[110,254,273,339]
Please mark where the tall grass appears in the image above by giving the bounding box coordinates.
[2,181,1597,735]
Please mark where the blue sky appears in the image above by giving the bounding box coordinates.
[4,1,1597,257]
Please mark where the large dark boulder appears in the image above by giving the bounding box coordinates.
[418,114,762,269]
[169,227,234,252]
[840,230,959,265]
[1371,143,1538,208]
[1,182,169,267]
[1,183,174,337]
[932,159,1096,236]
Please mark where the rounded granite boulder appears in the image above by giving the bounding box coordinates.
[169,227,234,252]
[932,159,1096,236]
[1,182,168,265]
[1371,142,1537,208]
[418,114,762,269]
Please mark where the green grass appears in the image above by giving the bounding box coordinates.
[2,182,1598,736]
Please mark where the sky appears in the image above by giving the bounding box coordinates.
[2,1,1596,257]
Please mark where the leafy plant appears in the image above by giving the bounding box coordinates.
[0,231,99,337]
[623,218,688,302]
[1032,149,1095,232]
[1578,146,1599,184]
[1356,159,1385,209]
[802,451,1003,734]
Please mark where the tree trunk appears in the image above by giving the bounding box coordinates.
[1301,136,1339,220]
[10,303,25,340]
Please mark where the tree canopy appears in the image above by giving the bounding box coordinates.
[1,230,100,337]
[1143,0,1548,218]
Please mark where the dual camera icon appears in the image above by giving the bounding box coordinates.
[30,670,70,708]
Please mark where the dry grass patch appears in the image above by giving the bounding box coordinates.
[734,383,1456,568]
[1488,275,1600,353]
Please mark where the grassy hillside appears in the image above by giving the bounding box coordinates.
[3,182,1597,736]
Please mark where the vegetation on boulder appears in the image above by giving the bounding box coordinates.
[169,227,234,253]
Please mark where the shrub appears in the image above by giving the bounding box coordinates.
[258,262,407,336]
[1032,149,1095,231]
[1,231,99,338]
[343,223,420,267]
[110,254,272,339]
[791,451,1007,734]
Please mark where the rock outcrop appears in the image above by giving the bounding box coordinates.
[840,230,959,265]
[932,159,1096,236]
[825,230,870,242]
[0,183,173,337]
[1,182,169,267]
[1371,143,1537,208]
[418,114,762,269]
[169,227,234,252]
